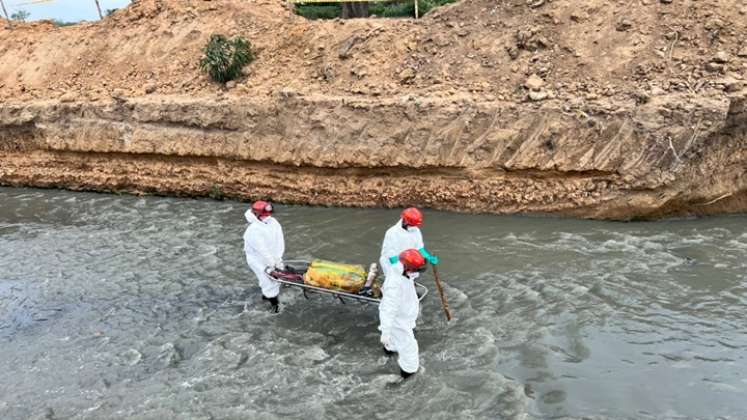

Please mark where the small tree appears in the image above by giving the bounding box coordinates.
[11,10,29,22]
[106,8,118,16]
[199,34,254,84]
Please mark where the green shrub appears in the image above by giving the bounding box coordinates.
[200,34,254,84]
[370,2,414,17]
[295,4,341,19]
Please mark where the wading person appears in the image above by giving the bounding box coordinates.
[243,200,285,313]
[379,249,427,379]
[378,207,439,279]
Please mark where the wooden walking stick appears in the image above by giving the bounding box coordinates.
[432,264,452,321]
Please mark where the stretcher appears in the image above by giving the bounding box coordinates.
[268,260,428,305]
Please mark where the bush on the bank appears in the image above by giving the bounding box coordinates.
[295,4,342,19]
[200,34,254,84]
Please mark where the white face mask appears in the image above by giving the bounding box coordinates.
[406,272,420,280]
[406,226,418,233]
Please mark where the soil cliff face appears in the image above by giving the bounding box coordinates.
[1,0,746,219]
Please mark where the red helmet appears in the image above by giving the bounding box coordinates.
[399,249,426,272]
[251,200,273,219]
[401,207,423,227]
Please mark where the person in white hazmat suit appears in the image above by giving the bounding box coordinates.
[379,249,428,379]
[377,207,439,282]
[243,200,285,313]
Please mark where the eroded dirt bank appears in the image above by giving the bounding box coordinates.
[1,0,746,219]
[2,93,745,219]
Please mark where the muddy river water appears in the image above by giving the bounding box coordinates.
[1,187,745,419]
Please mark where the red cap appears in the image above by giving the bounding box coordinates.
[401,207,423,227]
[251,200,273,219]
[399,249,426,271]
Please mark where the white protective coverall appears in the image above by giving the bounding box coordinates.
[379,219,425,279]
[378,262,420,374]
[243,209,285,298]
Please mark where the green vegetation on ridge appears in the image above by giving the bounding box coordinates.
[295,0,456,20]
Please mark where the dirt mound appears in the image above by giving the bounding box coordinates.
[1,0,745,102]
[420,0,747,100]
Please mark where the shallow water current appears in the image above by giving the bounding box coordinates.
[1,187,746,419]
